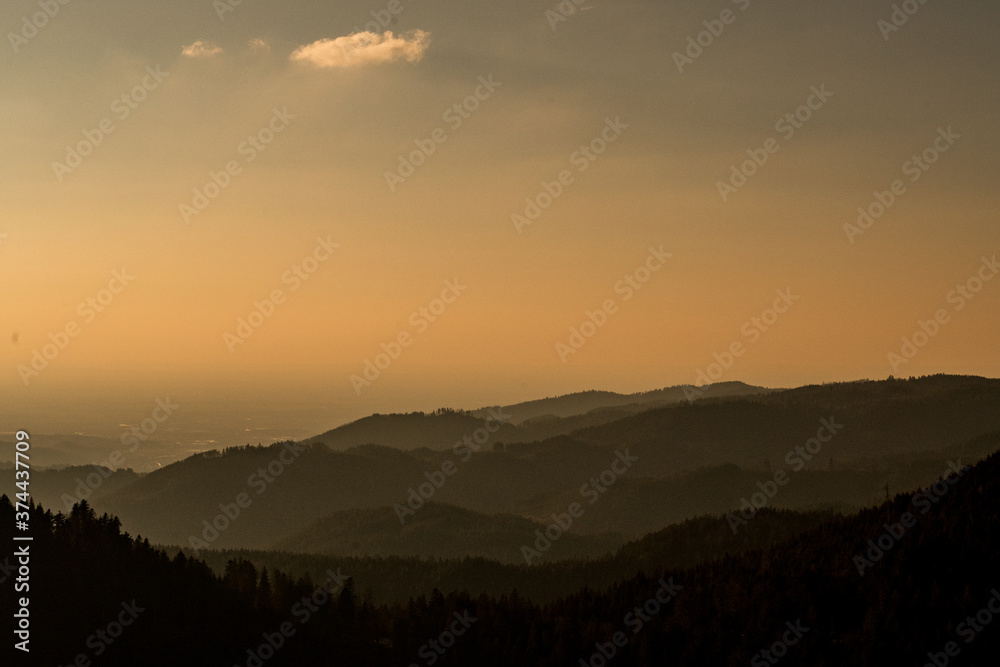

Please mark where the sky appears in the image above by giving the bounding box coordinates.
[1,0,999,444]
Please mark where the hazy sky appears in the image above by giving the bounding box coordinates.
[2,0,999,441]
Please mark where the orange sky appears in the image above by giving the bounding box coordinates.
[1,0,998,440]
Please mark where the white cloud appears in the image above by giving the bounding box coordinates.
[290,30,430,69]
[181,41,223,58]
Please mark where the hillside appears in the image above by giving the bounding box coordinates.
[469,380,772,423]
[299,409,529,451]
[300,381,772,451]
[270,503,622,563]
[567,374,1000,470]
[6,446,1000,665]
[18,376,999,554]
[196,508,836,605]
[0,464,139,512]
[207,448,1000,664]
[0,432,178,471]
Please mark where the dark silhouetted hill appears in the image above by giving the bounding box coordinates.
[271,502,621,563]
[7,446,1000,665]
[470,380,773,423]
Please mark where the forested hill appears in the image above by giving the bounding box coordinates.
[298,381,773,451]
[5,375,999,555]
[299,409,527,451]
[3,447,999,665]
[270,502,622,563]
[568,374,1000,468]
[469,381,771,423]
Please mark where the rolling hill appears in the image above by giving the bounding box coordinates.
[7,375,998,558]
[270,502,622,563]
[469,380,773,423]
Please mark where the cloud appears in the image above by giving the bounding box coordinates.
[248,38,270,53]
[181,41,223,58]
[290,30,430,69]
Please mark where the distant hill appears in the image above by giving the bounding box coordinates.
[270,503,621,563]
[0,432,178,471]
[199,446,1000,663]
[20,437,993,553]
[18,375,999,555]
[299,409,529,451]
[299,381,772,452]
[0,464,139,512]
[470,381,773,424]
[565,374,1000,470]
[196,508,837,605]
[6,429,1000,664]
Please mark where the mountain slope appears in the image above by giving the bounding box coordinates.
[568,374,1000,470]
[470,380,773,423]
[7,442,1000,665]
[52,376,1000,551]
[299,381,773,452]
[300,409,527,451]
[270,503,621,563]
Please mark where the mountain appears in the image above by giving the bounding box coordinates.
[196,508,837,606]
[270,503,622,564]
[299,409,528,451]
[566,374,1000,470]
[198,446,1000,664]
[0,463,139,513]
[0,499,268,666]
[299,381,773,452]
[469,380,773,424]
[10,376,998,555]
[7,443,1000,665]
[0,432,179,471]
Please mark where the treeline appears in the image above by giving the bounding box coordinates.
[4,448,1000,665]
[192,508,836,605]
